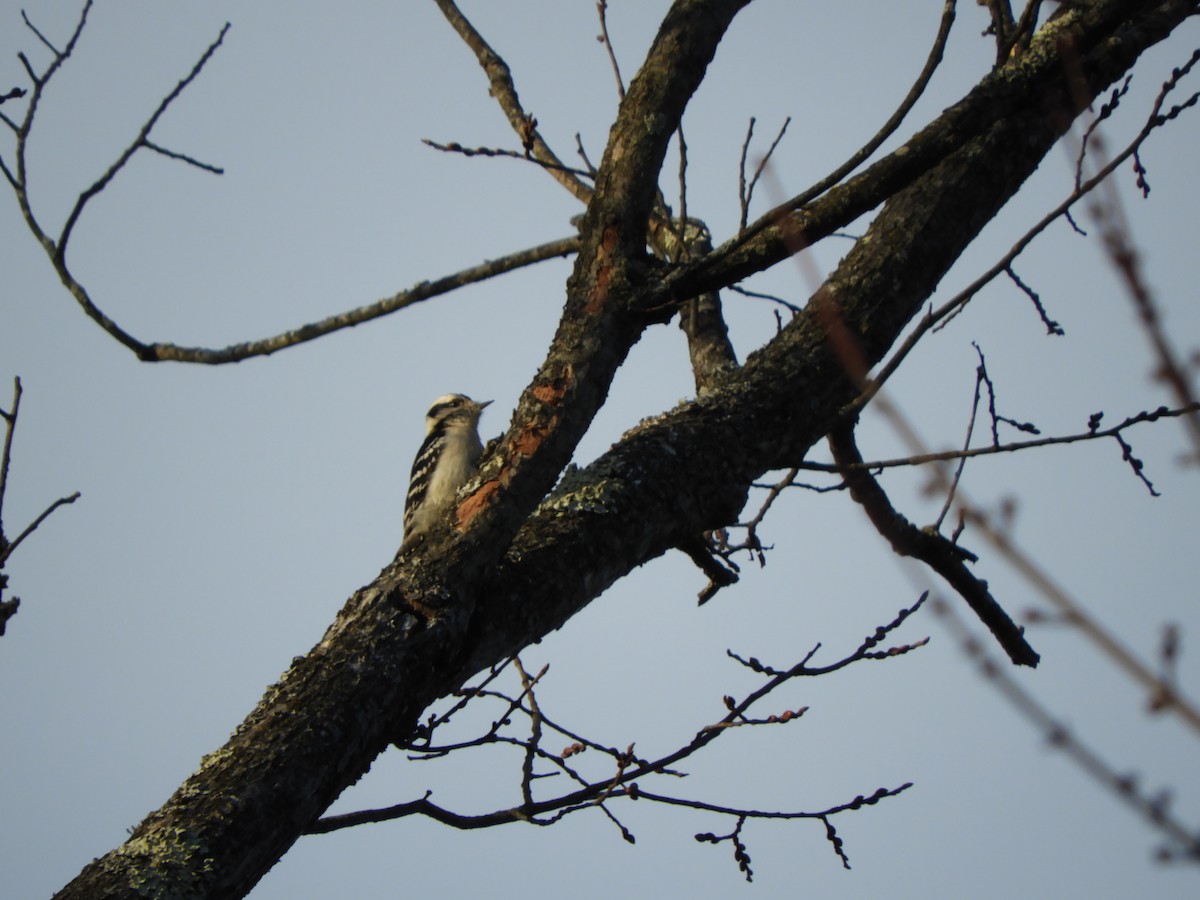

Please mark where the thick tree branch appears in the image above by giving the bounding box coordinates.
[433,0,753,568]
[663,0,1197,302]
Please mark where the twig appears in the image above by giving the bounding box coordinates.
[408,658,515,746]
[421,139,594,179]
[57,23,231,259]
[1075,75,1132,193]
[311,603,926,869]
[729,0,956,247]
[595,1,626,102]
[433,0,593,205]
[996,0,1044,62]
[6,12,228,358]
[573,133,598,177]
[0,377,21,534]
[0,377,81,636]
[677,125,688,258]
[727,283,802,314]
[973,343,1041,446]
[738,117,791,232]
[801,404,1196,495]
[142,139,225,175]
[864,44,1200,408]
[933,356,984,531]
[144,235,579,364]
[1004,266,1064,335]
[2,492,82,564]
[720,467,800,565]
[21,8,64,57]
[981,0,1016,64]
[513,658,546,809]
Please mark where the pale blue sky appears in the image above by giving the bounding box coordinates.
[2,2,1199,897]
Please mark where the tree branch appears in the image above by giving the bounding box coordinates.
[55,23,231,261]
[827,418,1039,667]
[311,601,923,865]
[146,236,581,364]
[663,0,1193,303]
[0,377,80,637]
[800,403,1199,482]
[433,0,595,205]
[865,40,1200,405]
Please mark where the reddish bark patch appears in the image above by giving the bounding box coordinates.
[532,381,567,406]
[510,421,553,458]
[456,479,501,529]
[584,226,620,315]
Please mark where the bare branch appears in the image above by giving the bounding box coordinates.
[736,117,755,230]
[827,421,1038,666]
[0,377,81,637]
[0,377,81,564]
[420,138,594,179]
[1004,266,1064,335]
[980,0,1017,63]
[718,466,800,566]
[865,61,1200,407]
[997,1,1046,61]
[736,0,956,241]
[56,23,231,259]
[573,133,598,177]
[145,236,579,364]
[433,0,594,205]
[141,139,224,175]
[726,283,802,313]
[676,126,689,253]
[738,116,791,232]
[933,357,985,531]
[664,0,1182,305]
[680,534,738,604]
[513,658,545,810]
[20,8,64,57]
[311,604,923,860]
[973,343,1041,445]
[0,376,20,536]
[595,0,626,102]
[2,491,81,565]
[6,14,228,359]
[801,403,1199,481]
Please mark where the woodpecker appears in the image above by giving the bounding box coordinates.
[402,394,491,542]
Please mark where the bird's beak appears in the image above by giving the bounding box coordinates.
[477,399,493,410]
